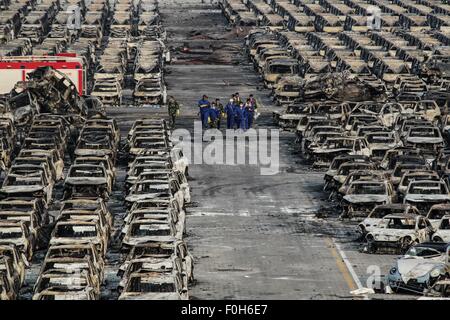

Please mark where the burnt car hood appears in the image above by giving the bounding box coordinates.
[344,195,388,204]
[65,177,108,185]
[123,235,178,246]
[125,193,169,203]
[313,148,352,155]
[404,194,450,202]
[75,149,113,157]
[1,185,45,193]
[397,256,447,283]
[406,137,443,144]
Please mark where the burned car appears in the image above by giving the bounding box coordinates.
[133,76,166,106]
[32,286,98,300]
[427,204,450,229]
[125,156,174,188]
[432,216,450,242]
[329,161,378,193]
[390,162,429,187]
[336,170,386,201]
[403,180,450,214]
[119,240,193,283]
[365,131,402,160]
[122,219,183,249]
[33,269,100,300]
[398,171,441,200]
[0,244,28,286]
[311,137,371,168]
[131,171,190,204]
[64,164,111,200]
[404,126,444,149]
[49,220,108,256]
[263,58,300,89]
[129,135,172,157]
[122,205,185,235]
[74,118,120,162]
[323,155,369,190]
[17,149,64,181]
[0,221,35,261]
[118,270,188,300]
[273,76,303,105]
[36,257,101,294]
[73,156,116,187]
[387,242,450,294]
[117,256,184,291]
[0,169,53,205]
[0,256,21,300]
[127,119,168,139]
[358,204,420,236]
[91,77,123,107]
[341,180,396,219]
[125,179,184,209]
[60,198,112,231]
[365,215,433,253]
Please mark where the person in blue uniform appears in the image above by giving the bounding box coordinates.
[198,95,211,128]
[209,101,220,128]
[245,98,255,129]
[236,102,248,131]
[225,97,236,129]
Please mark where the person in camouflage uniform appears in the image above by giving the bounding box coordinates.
[214,98,224,129]
[167,96,180,128]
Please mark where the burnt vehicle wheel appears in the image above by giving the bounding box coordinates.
[340,203,349,219]
[357,226,366,241]
[366,235,377,253]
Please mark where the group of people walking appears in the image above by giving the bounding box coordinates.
[166,93,259,129]
[198,93,258,130]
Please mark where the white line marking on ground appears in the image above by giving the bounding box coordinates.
[332,238,369,300]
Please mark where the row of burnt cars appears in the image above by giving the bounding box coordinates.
[0,66,121,299]
[28,115,119,300]
[0,113,72,300]
[221,0,450,32]
[271,82,450,296]
[0,0,60,45]
[245,28,449,106]
[281,99,450,295]
[0,105,193,299]
[90,0,168,107]
[116,119,193,300]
